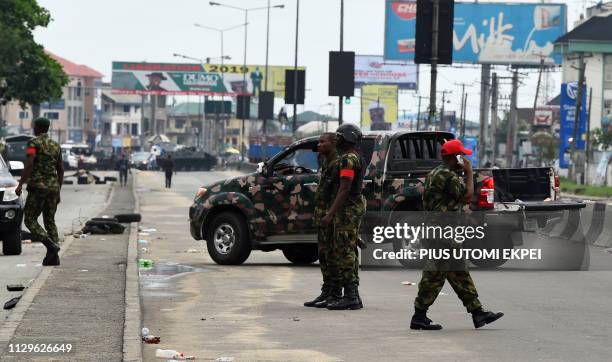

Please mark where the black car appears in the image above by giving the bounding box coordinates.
[0,155,25,255]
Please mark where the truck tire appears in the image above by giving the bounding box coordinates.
[114,213,142,223]
[282,245,319,265]
[206,212,251,265]
[2,231,22,255]
[468,230,512,269]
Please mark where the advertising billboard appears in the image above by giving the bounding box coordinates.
[533,106,557,126]
[111,62,304,97]
[384,1,566,65]
[559,82,587,169]
[355,55,418,90]
[361,84,398,130]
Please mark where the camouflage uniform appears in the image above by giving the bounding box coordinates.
[414,164,482,313]
[24,134,61,244]
[328,151,366,287]
[314,153,338,286]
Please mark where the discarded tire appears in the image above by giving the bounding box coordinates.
[95,179,106,185]
[63,180,74,185]
[104,176,117,182]
[2,231,22,255]
[77,176,89,184]
[82,220,126,234]
[90,217,119,223]
[114,213,141,223]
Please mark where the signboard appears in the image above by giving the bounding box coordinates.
[463,137,479,168]
[533,106,555,126]
[384,1,566,65]
[111,62,305,97]
[355,55,417,89]
[361,84,398,130]
[559,82,587,169]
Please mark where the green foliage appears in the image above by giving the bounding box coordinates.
[592,127,612,151]
[531,132,559,163]
[0,0,68,107]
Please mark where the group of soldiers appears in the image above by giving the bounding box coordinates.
[306,126,504,329]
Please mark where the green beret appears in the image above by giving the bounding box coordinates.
[33,117,50,127]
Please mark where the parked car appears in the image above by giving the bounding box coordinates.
[61,143,97,170]
[0,155,25,255]
[189,131,585,266]
[130,152,153,170]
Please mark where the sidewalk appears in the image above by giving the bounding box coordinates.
[0,181,135,361]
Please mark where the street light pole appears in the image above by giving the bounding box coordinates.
[338,0,344,125]
[292,0,300,134]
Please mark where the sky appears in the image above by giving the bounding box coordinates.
[34,0,595,125]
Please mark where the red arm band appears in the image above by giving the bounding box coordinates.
[340,169,355,179]
[26,147,36,156]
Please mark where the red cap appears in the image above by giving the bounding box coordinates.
[441,139,472,156]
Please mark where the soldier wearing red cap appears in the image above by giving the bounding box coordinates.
[410,139,504,330]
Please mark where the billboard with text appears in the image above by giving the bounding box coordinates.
[355,55,417,90]
[361,84,398,129]
[384,1,566,65]
[111,62,304,97]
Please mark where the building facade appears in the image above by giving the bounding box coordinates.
[100,85,143,151]
[2,52,103,145]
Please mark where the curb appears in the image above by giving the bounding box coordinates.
[123,173,142,362]
[0,235,76,353]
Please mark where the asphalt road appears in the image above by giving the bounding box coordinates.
[0,175,113,324]
[138,171,612,362]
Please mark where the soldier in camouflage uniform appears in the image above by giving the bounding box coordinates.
[322,124,366,310]
[410,139,503,330]
[15,118,64,266]
[304,133,338,308]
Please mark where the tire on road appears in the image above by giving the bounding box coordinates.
[114,213,142,223]
[282,244,319,265]
[2,231,22,255]
[468,227,513,269]
[206,212,251,265]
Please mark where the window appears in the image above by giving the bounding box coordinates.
[78,107,83,127]
[19,111,29,119]
[76,81,82,98]
[131,123,138,135]
[123,105,131,113]
[232,137,238,146]
[175,119,185,129]
[157,95,166,108]
[68,87,73,100]
[44,112,59,120]
[104,104,110,113]
[388,134,451,172]
[67,107,72,127]
[273,142,319,174]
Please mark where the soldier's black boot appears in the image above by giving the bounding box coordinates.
[410,307,442,330]
[314,284,341,308]
[471,307,504,328]
[327,283,360,310]
[41,238,60,266]
[304,284,330,307]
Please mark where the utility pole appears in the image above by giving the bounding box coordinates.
[570,53,586,182]
[585,87,593,184]
[416,95,422,131]
[490,72,499,165]
[440,91,447,131]
[533,57,544,110]
[292,0,300,133]
[479,64,491,166]
[461,93,468,140]
[506,70,519,168]
[428,0,440,126]
[338,0,345,125]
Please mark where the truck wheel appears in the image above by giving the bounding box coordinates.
[206,212,251,265]
[468,232,512,269]
[2,231,22,255]
[282,245,319,265]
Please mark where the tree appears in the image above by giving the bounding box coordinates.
[592,127,612,151]
[0,0,68,108]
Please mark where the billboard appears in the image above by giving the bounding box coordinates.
[361,85,398,130]
[355,55,418,90]
[533,106,556,126]
[559,82,587,169]
[384,1,566,65]
[111,62,305,97]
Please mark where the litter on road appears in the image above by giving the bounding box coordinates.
[155,349,194,359]
[139,259,154,268]
[7,284,25,292]
[4,295,22,310]
[401,281,416,286]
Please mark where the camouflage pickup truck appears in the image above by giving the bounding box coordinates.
[189,131,585,267]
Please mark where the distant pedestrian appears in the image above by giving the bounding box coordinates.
[162,154,175,188]
[116,154,130,186]
[15,117,63,266]
[410,139,503,330]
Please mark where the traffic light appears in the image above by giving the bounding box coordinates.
[329,51,355,97]
[258,91,274,120]
[284,69,306,105]
[415,0,454,65]
[236,95,251,119]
